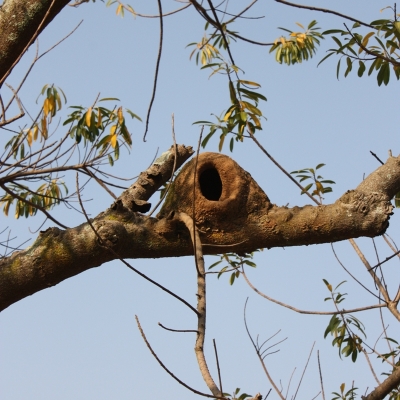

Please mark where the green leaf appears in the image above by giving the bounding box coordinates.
[99,97,120,102]
[357,61,366,77]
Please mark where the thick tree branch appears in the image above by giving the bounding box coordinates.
[0,149,399,312]
[0,0,71,84]
[363,366,400,400]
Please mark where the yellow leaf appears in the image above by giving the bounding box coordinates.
[96,107,102,127]
[56,93,61,110]
[41,118,48,140]
[117,106,124,125]
[110,125,117,148]
[33,124,39,141]
[359,31,375,54]
[238,80,261,87]
[223,106,236,121]
[110,133,117,148]
[43,98,50,117]
[27,129,33,146]
[116,3,122,15]
[295,22,305,29]
[4,200,10,216]
[49,96,55,114]
[86,107,92,127]
[249,113,261,127]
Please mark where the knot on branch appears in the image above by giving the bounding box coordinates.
[92,219,128,249]
[340,190,393,216]
[157,152,271,231]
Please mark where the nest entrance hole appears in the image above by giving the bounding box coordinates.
[199,168,222,201]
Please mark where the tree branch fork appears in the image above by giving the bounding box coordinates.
[0,145,399,311]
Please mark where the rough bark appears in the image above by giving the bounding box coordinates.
[0,0,70,84]
[0,147,399,312]
[363,366,400,400]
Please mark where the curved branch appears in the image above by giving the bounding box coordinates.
[241,269,385,315]
[275,0,374,29]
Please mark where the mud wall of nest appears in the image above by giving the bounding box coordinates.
[158,152,272,231]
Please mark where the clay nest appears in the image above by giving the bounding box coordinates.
[158,152,272,230]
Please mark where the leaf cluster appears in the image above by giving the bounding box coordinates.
[195,79,267,152]
[208,252,257,285]
[332,383,358,400]
[187,21,237,75]
[269,21,323,65]
[221,387,251,400]
[1,86,141,221]
[320,12,400,86]
[291,163,335,203]
[63,98,141,166]
[0,180,67,219]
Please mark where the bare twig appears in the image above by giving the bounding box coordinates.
[135,316,226,399]
[242,268,385,315]
[248,130,320,205]
[331,244,386,302]
[293,342,315,400]
[244,299,284,400]
[143,0,163,141]
[158,322,198,333]
[274,0,373,29]
[349,239,391,304]
[362,349,381,386]
[370,151,384,165]
[213,339,224,395]
[317,351,325,400]
[115,0,191,18]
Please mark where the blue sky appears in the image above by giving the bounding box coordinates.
[1,1,400,399]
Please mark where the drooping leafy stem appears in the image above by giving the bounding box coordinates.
[322,279,365,363]
[0,86,141,220]
[319,6,400,86]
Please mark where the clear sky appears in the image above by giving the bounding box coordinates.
[1,1,399,399]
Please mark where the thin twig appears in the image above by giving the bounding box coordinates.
[249,131,320,205]
[331,244,385,302]
[362,349,381,385]
[274,0,373,29]
[242,268,385,315]
[135,316,227,399]
[213,339,224,395]
[244,299,284,400]
[143,0,163,141]
[317,351,325,400]
[370,151,384,165]
[293,342,315,400]
[158,322,198,333]
[349,239,391,304]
